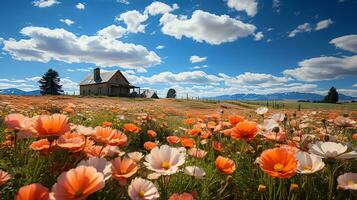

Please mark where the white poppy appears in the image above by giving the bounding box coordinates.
[337,173,357,190]
[309,141,357,160]
[144,145,186,175]
[271,113,285,122]
[128,152,144,162]
[256,107,268,115]
[128,178,159,200]
[296,151,325,174]
[184,166,205,179]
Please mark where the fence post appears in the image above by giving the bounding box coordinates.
[298,104,301,111]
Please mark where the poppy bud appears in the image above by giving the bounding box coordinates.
[226,175,233,183]
[258,184,266,193]
[290,184,299,192]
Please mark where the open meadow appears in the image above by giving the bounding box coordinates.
[0,95,356,200]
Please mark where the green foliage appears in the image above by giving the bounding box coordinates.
[324,87,339,103]
[166,88,177,98]
[38,69,63,95]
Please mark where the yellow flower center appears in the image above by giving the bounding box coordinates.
[138,190,145,197]
[274,163,284,172]
[348,180,355,186]
[161,161,171,170]
[303,165,312,171]
[74,190,83,197]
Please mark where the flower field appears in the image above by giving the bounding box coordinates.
[0,96,356,200]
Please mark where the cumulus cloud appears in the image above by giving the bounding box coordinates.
[61,78,78,92]
[272,0,281,12]
[330,34,357,53]
[156,45,165,49]
[288,23,312,37]
[159,10,256,45]
[116,10,148,33]
[190,55,207,63]
[33,0,60,8]
[221,72,291,87]
[2,26,161,69]
[226,0,258,17]
[315,19,333,30]
[117,0,129,4]
[25,76,42,82]
[60,19,75,26]
[144,1,179,16]
[97,25,127,39]
[353,83,357,87]
[192,65,208,69]
[254,31,264,40]
[288,19,333,37]
[283,55,357,81]
[76,3,85,10]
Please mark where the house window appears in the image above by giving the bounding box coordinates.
[98,87,102,95]
[88,89,91,94]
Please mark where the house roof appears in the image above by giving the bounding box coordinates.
[80,70,134,86]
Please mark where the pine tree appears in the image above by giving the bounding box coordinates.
[166,88,176,98]
[323,87,338,103]
[38,69,63,95]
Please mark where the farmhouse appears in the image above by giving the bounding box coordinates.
[79,68,140,97]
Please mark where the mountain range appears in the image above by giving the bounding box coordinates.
[0,88,41,95]
[210,92,357,101]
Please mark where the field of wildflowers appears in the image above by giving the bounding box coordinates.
[0,100,356,200]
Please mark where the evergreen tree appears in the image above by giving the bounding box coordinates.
[323,87,338,103]
[166,88,176,98]
[38,69,63,95]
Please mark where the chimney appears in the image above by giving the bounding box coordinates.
[94,67,101,82]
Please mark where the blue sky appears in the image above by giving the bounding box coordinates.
[0,0,357,97]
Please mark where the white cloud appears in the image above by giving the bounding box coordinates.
[25,76,42,82]
[336,89,357,97]
[192,65,208,69]
[60,19,75,26]
[283,55,357,81]
[254,31,264,40]
[136,68,148,73]
[272,0,281,12]
[315,19,333,31]
[76,3,85,10]
[125,71,222,85]
[0,82,37,91]
[226,0,258,17]
[353,83,357,87]
[221,72,291,87]
[288,23,311,37]
[0,79,27,83]
[330,34,357,53]
[116,10,148,33]
[288,19,333,37]
[66,68,91,72]
[33,0,60,8]
[61,78,78,92]
[190,55,207,63]
[2,26,161,69]
[97,25,127,39]
[117,0,129,4]
[160,10,256,45]
[144,1,179,16]
[156,45,165,49]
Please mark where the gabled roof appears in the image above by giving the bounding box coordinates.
[79,70,131,86]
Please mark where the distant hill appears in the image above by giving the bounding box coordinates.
[210,92,357,101]
[0,88,41,96]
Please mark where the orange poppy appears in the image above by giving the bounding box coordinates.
[32,114,70,137]
[144,141,158,151]
[184,118,195,125]
[223,129,232,137]
[259,148,297,178]
[0,170,11,186]
[228,115,245,126]
[52,166,105,200]
[63,106,74,114]
[123,123,140,133]
[165,136,179,145]
[111,157,139,185]
[215,156,236,174]
[352,133,357,141]
[57,132,85,152]
[169,192,195,200]
[231,121,258,140]
[15,183,49,200]
[180,137,195,148]
[207,121,217,130]
[92,126,128,147]
[85,144,108,158]
[102,121,112,127]
[147,130,157,138]
[212,141,224,152]
[200,131,211,139]
[30,139,51,155]
[188,128,201,137]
